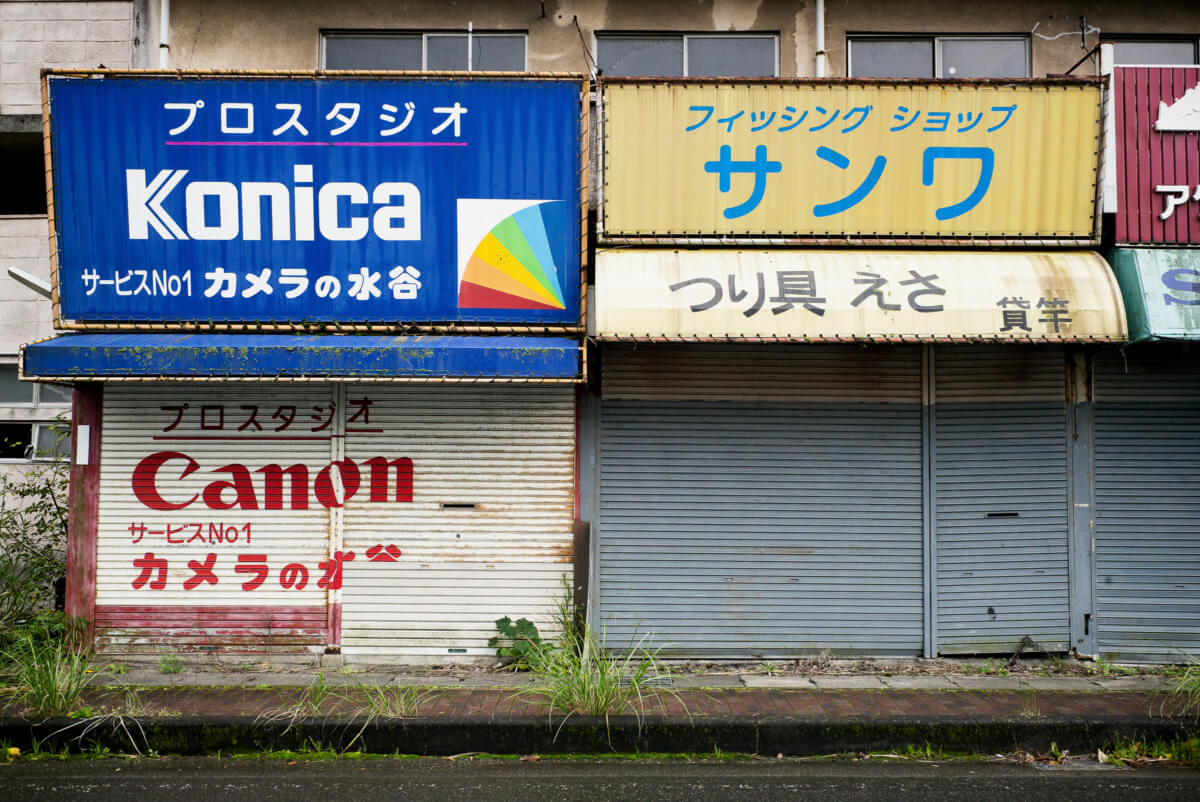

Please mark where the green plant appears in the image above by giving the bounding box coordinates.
[488,616,544,669]
[256,671,340,734]
[0,428,69,639]
[158,654,182,675]
[759,661,777,676]
[1019,689,1042,719]
[521,607,682,743]
[1166,655,1200,719]
[105,662,130,676]
[1,612,94,717]
[357,683,429,719]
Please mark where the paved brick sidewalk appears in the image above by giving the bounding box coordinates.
[1,685,1177,721]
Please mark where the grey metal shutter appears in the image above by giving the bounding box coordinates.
[1093,346,1200,662]
[933,346,1070,654]
[597,343,924,657]
[341,385,575,660]
[96,385,332,655]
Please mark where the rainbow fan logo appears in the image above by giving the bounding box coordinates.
[457,199,568,310]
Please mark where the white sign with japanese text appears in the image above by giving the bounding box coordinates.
[595,250,1127,342]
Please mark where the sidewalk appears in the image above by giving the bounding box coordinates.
[1,666,1194,757]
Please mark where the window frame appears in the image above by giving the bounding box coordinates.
[847,34,1031,79]
[1107,36,1200,66]
[320,30,529,72]
[0,358,71,464]
[594,32,780,78]
[29,420,70,463]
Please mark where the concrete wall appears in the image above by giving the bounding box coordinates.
[166,0,812,76]
[0,216,54,354]
[0,1,136,115]
[166,0,1200,78]
[823,0,1200,78]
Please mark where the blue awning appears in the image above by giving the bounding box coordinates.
[20,333,581,381]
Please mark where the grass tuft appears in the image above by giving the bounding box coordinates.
[1,613,94,717]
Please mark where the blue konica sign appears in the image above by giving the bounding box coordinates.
[47,74,583,326]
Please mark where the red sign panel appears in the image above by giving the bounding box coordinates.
[1115,66,1200,245]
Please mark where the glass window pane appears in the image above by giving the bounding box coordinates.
[597,36,684,77]
[849,39,933,78]
[32,423,69,462]
[325,35,422,70]
[940,38,1028,78]
[1113,41,1197,65]
[0,364,33,404]
[38,382,72,405]
[427,34,468,70]
[687,36,776,77]
[0,423,31,460]
[473,34,526,70]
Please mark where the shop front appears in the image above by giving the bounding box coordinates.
[22,335,581,658]
[1092,65,1200,662]
[1092,249,1200,661]
[586,249,1126,657]
[28,71,587,660]
[590,77,1120,658]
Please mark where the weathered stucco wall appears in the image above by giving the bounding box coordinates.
[825,0,1200,77]
[167,0,1199,78]
[166,0,810,75]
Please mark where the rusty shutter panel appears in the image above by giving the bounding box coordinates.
[596,343,925,658]
[95,385,333,656]
[1093,346,1200,662]
[340,385,575,660]
[933,346,1071,655]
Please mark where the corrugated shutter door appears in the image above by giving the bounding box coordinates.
[933,346,1070,654]
[96,385,332,654]
[1093,346,1200,662]
[341,386,575,658]
[597,344,924,657]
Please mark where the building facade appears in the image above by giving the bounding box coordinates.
[7,0,1200,662]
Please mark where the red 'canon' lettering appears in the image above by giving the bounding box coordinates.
[131,451,413,511]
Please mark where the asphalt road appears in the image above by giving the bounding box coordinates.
[2,758,1200,801]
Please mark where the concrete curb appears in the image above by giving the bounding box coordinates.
[2,714,1195,757]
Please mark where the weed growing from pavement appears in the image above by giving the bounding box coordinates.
[1,612,94,717]
[158,654,183,675]
[1102,734,1200,766]
[1019,689,1043,719]
[356,682,429,719]
[513,578,687,746]
[1163,654,1200,719]
[256,671,337,733]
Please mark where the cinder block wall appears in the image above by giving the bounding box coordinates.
[0,217,54,350]
[1,1,134,115]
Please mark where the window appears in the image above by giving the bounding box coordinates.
[849,36,1030,78]
[0,363,70,463]
[322,32,527,71]
[0,133,47,216]
[596,34,778,77]
[1111,39,1199,65]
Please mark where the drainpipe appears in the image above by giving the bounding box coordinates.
[467,22,473,71]
[815,0,826,77]
[158,0,170,68]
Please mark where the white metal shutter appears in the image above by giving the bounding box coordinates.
[597,343,925,657]
[933,346,1070,654]
[96,385,333,655]
[340,385,575,658]
[1093,346,1200,662]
